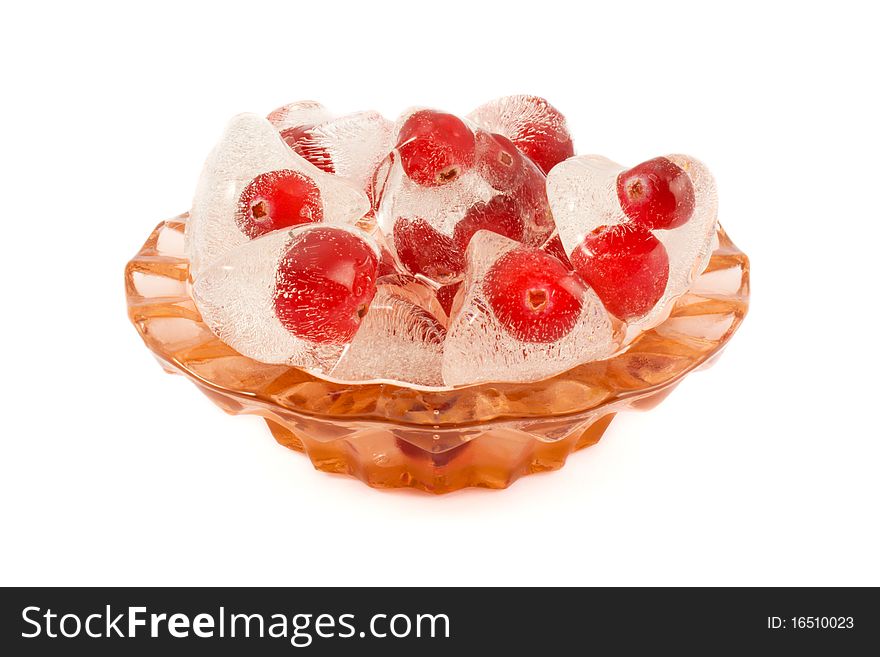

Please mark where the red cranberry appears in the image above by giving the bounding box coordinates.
[617,157,695,230]
[570,224,669,320]
[236,170,323,239]
[274,228,379,344]
[484,247,585,343]
[396,110,475,186]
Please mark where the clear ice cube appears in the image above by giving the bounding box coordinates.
[468,95,567,137]
[442,231,617,387]
[367,273,449,325]
[374,111,554,285]
[330,276,446,386]
[466,95,574,173]
[266,100,333,133]
[191,225,373,371]
[185,113,369,278]
[546,154,718,331]
[293,111,394,192]
[376,154,497,239]
[545,155,629,249]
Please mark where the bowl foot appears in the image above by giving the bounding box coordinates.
[264,413,616,494]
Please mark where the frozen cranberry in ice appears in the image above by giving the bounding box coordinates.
[396,110,475,186]
[570,224,669,320]
[484,247,585,343]
[273,228,379,344]
[236,170,323,239]
[617,157,695,230]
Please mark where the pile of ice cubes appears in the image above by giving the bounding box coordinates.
[185,97,718,388]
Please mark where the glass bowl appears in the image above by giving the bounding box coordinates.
[125,216,749,493]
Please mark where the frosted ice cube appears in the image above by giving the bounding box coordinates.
[330,276,446,386]
[546,154,718,331]
[376,153,497,238]
[367,274,449,325]
[293,111,394,191]
[379,111,549,237]
[546,155,629,251]
[442,231,617,387]
[266,100,333,133]
[375,114,554,285]
[377,109,501,242]
[467,95,574,173]
[468,95,566,139]
[192,224,376,370]
[663,154,719,286]
[185,113,369,278]
[374,153,498,285]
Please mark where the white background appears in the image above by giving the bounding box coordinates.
[1,0,878,586]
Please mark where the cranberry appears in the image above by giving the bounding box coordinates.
[396,110,475,186]
[617,157,695,230]
[453,195,525,253]
[503,96,574,174]
[394,195,526,283]
[484,248,585,343]
[273,228,379,344]
[516,129,573,174]
[475,131,525,190]
[570,224,669,320]
[236,170,323,239]
[393,218,463,283]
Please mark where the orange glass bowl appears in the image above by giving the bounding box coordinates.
[125,216,749,494]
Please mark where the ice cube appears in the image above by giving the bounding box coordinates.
[292,111,394,191]
[366,274,449,325]
[374,112,554,285]
[546,154,718,331]
[442,231,617,387]
[545,155,629,250]
[376,154,497,239]
[467,95,574,174]
[192,225,374,370]
[266,100,333,133]
[185,113,369,278]
[662,154,719,289]
[330,276,446,387]
[375,153,496,284]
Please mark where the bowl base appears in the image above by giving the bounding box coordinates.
[265,414,615,494]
